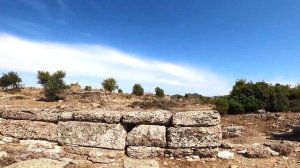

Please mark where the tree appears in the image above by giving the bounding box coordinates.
[0,74,10,89]
[85,86,92,91]
[102,78,118,92]
[132,83,144,96]
[37,70,67,101]
[155,87,165,98]
[215,97,229,115]
[0,71,22,89]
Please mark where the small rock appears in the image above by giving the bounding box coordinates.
[231,165,238,168]
[237,150,247,154]
[59,112,73,121]
[217,151,234,160]
[91,103,101,108]
[222,126,244,139]
[0,151,8,158]
[266,147,279,156]
[2,137,14,143]
[192,155,200,159]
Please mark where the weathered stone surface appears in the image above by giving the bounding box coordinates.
[58,121,126,150]
[165,148,218,157]
[172,110,220,126]
[167,125,222,148]
[293,125,300,134]
[126,146,165,158]
[122,110,172,125]
[123,158,159,168]
[127,125,166,147]
[0,119,58,141]
[59,112,74,121]
[73,110,122,123]
[87,148,124,164]
[222,126,244,138]
[1,109,59,122]
[4,158,69,168]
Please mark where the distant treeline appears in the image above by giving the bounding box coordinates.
[216,80,300,114]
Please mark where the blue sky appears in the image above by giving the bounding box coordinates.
[0,0,300,96]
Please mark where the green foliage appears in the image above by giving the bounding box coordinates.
[118,88,123,93]
[155,87,165,98]
[85,85,92,91]
[222,79,295,114]
[102,78,118,92]
[132,83,144,96]
[37,70,67,101]
[0,71,22,89]
[228,98,245,114]
[215,97,229,115]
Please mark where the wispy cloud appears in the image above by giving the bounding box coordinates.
[0,33,231,95]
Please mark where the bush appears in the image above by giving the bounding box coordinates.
[0,71,22,89]
[215,97,229,115]
[102,78,118,92]
[37,70,67,101]
[85,85,92,91]
[118,88,123,93]
[228,98,244,114]
[132,83,144,96]
[155,87,165,98]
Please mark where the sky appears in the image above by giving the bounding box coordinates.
[0,0,300,96]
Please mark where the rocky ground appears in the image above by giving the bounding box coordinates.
[0,89,299,168]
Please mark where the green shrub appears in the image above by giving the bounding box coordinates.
[37,70,67,101]
[118,88,123,93]
[215,97,229,115]
[0,71,22,89]
[102,78,118,92]
[228,98,244,114]
[85,85,92,91]
[132,83,144,96]
[155,87,165,98]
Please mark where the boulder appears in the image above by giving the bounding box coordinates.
[122,110,172,125]
[73,110,122,123]
[1,109,59,122]
[172,111,221,126]
[222,126,244,138]
[167,125,222,148]
[58,121,126,150]
[0,119,58,141]
[126,146,165,158]
[217,151,234,160]
[127,125,166,147]
[123,158,159,168]
[3,158,69,168]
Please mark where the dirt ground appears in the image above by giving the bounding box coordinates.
[0,88,299,168]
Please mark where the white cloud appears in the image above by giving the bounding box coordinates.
[0,33,231,96]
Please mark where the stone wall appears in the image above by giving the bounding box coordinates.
[0,109,221,159]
